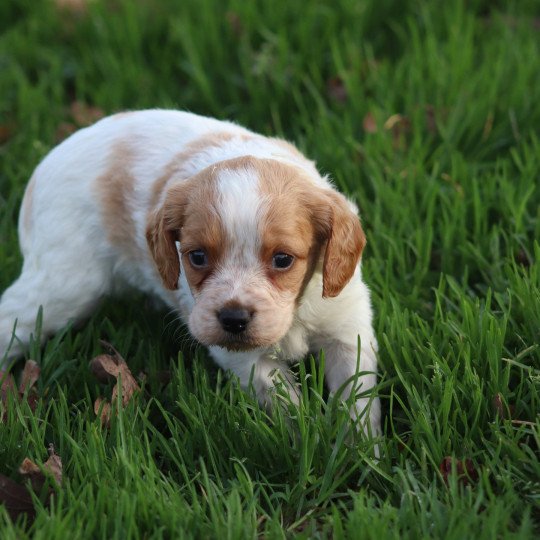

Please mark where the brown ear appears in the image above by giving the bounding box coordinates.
[311,190,366,298]
[145,183,190,290]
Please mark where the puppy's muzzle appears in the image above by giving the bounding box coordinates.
[217,307,252,334]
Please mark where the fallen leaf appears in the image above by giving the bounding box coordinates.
[43,445,63,488]
[19,360,40,413]
[0,123,14,144]
[18,459,43,492]
[0,474,35,522]
[226,11,243,36]
[1,361,41,421]
[19,360,40,393]
[90,351,139,406]
[362,112,377,134]
[69,101,105,127]
[90,342,140,426]
[19,445,62,492]
[54,0,90,16]
[90,354,121,383]
[0,371,16,404]
[514,249,531,267]
[55,121,77,143]
[94,396,112,427]
[327,77,348,104]
[425,104,437,135]
[492,393,517,421]
[492,393,505,418]
[0,445,62,522]
[439,456,479,486]
[383,113,411,149]
[111,370,140,406]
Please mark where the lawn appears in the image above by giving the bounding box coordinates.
[0,0,539,538]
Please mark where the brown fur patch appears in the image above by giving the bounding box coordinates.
[176,173,225,292]
[146,165,226,290]
[146,144,364,298]
[190,156,322,299]
[246,156,365,298]
[254,158,325,298]
[96,143,138,259]
[319,191,366,297]
[148,131,244,211]
[146,132,252,289]
[21,175,36,234]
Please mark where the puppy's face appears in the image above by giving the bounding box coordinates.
[147,157,365,351]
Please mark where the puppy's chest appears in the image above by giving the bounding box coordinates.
[274,309,324,362]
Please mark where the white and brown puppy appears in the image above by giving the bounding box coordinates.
[0,110,380,435]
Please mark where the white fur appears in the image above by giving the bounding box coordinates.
[0,110,380,438]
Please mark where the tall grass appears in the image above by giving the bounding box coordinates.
[0,0,538,537]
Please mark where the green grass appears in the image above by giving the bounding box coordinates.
[0,0,539,537]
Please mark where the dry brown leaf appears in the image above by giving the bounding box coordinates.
[493,393,517,420]
[55,0,89,10]
[19,360,40,393]
[94,396,112,427]
[439,456,479,486]
[90,354,121,382]
[90,342,140,426]
[19,445,62,492]
[383,113,411,150]
[0,371,16,404]
[225,11,243,36]
[362,112,378,134]
[327,77,348,104]
[514,249,531,267]
[69,101,105,127]
[90,352,139,405]
[43,445,63,487]
[112,363,140,406]
[425,104,437,135]
[492,393,505,418]
[0,474,35,521]
[0,445,62,521]
[19,360,40,413]
[18,459,43,493]
[1,361,41,421]
[0,123,14,144]
[55,121,77,143]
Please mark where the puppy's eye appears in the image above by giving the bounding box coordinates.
[188,250,208,268]
[272,252,294,270]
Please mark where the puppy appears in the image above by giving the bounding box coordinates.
[0,110,380,436]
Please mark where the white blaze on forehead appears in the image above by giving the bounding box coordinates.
[216,166,264,264]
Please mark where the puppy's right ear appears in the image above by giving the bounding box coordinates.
[146,183,190,290]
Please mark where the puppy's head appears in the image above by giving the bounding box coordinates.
[146,156,365,351]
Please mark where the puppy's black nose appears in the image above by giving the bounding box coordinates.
[217,307,251,334]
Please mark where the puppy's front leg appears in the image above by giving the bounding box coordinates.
[322,340,381,437]
[208,346,299,408]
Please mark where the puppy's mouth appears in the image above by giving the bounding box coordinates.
[213,327,282,351]
[219,334,262,352]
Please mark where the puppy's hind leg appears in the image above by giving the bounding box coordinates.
[0,257,112,366]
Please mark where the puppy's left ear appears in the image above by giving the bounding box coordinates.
[311,190,366,298]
